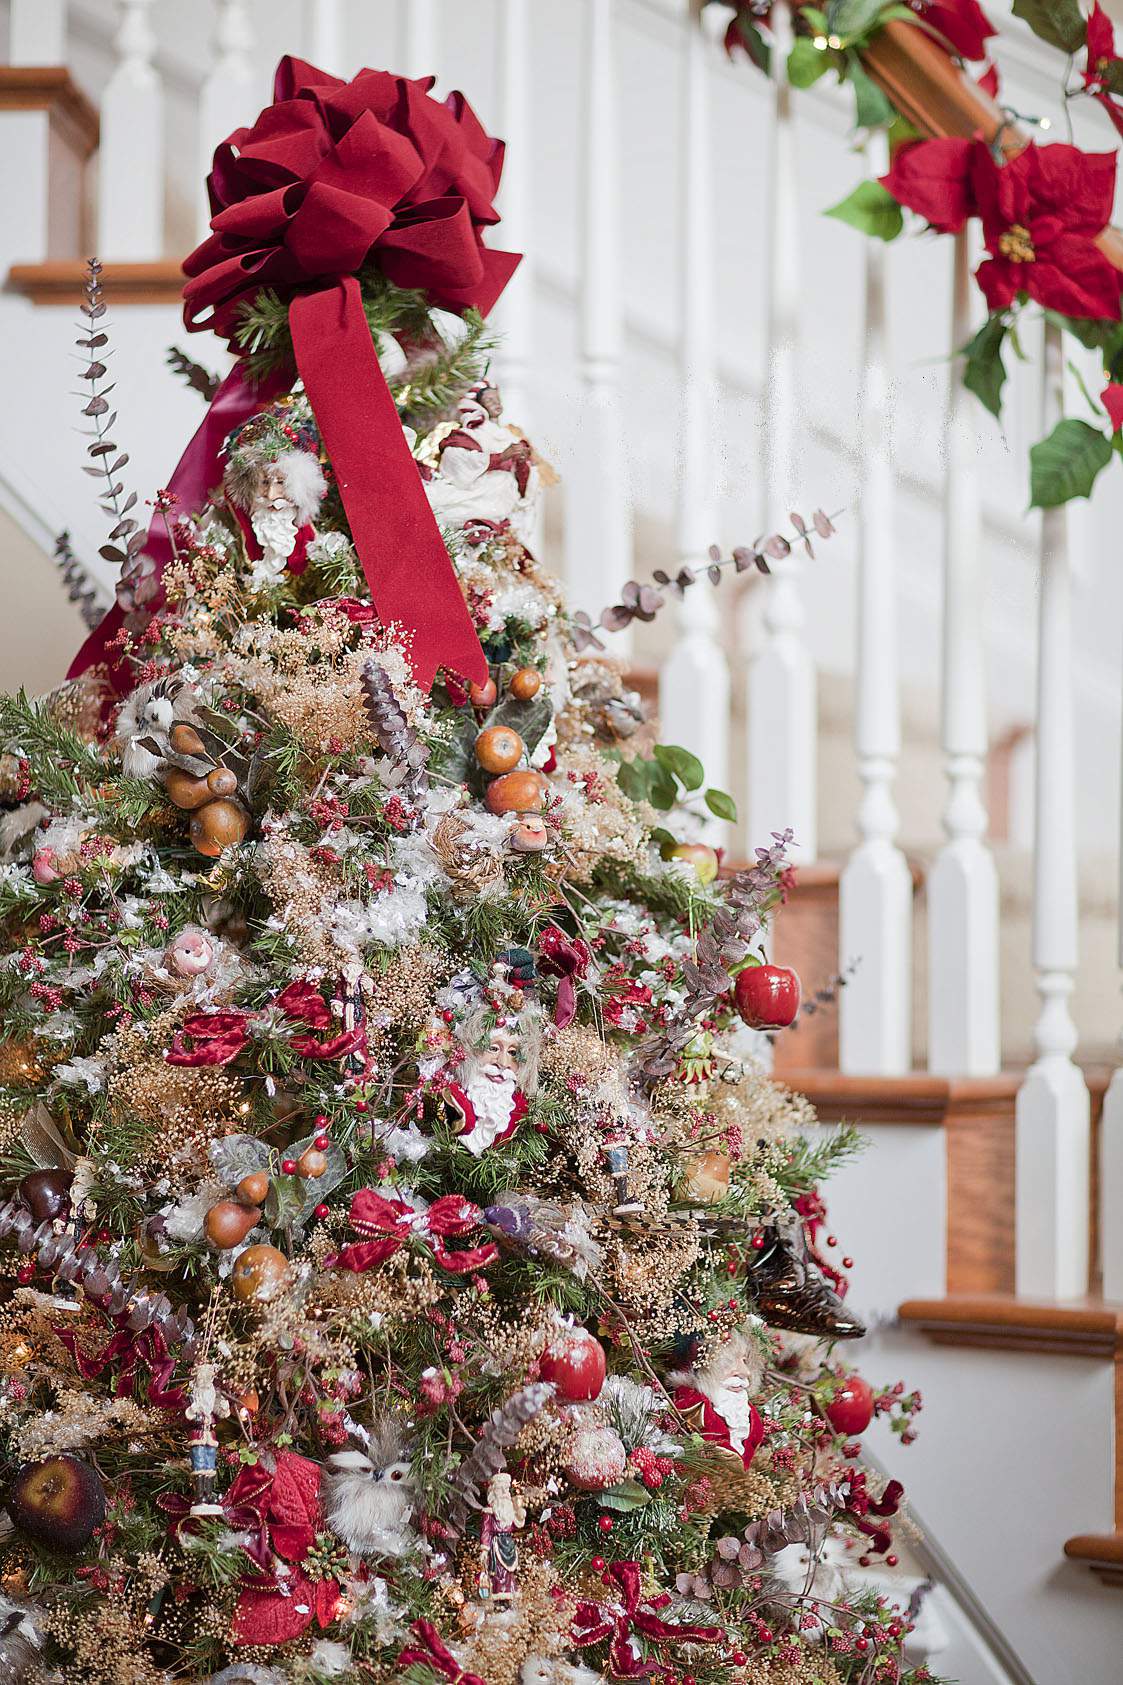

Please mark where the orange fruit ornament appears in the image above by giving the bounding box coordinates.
[509,667,542,701]
[230,1244,289,1303]
[485,770,548,815]
[189,800,249,857]
[206,767,238,797]
[204,1200,261,1249]
[164,769,212,810]
[469,676,498,708]
[475,726,524,774]
[168,723,206,757]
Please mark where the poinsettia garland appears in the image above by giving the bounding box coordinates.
[711,0,1123,507]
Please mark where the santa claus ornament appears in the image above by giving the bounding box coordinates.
[223,404,327,590]
[669,1329,765,1469]
[447,1017,533,1156]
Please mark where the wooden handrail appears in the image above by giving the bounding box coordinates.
[861,19,1123,274]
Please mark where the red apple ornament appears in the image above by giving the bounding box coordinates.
[826,1374,874,1436]
[539,1326,607,1402]
[733,963,801,1029]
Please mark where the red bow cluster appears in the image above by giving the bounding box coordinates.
[165,979,363,1068]
[537,924,592,1029]
[571,1559,723,1678]
[333,1188,498,1275]
[398,1619,487,1685]
[56,1319,184,1410]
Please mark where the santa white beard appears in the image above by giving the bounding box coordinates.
[460,1071,519,1155]
[707,1380,755,1454]
[249,499,299,587]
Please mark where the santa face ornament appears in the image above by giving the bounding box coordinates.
[447,1024,528,1156]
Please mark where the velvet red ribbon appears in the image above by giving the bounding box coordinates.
[56,1320,185,1410]
[335,1189,498,1275]
[398,1619,487,1685]
[70,55,521,693]
[571,1559,723,1679]
[537,924,592,1029]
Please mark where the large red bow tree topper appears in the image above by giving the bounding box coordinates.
[71,56,520,693]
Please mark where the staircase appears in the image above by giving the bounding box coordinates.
[4,3,1123,1679]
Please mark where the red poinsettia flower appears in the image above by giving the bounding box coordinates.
[880,135,976,233]
[231,1451,345,1646]
[912,0,996,62]
[1102,383,1123,432]
[1084,3,1123,137]
[971,141,1121,320]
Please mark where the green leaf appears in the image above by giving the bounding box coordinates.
[1010,0,1086,54]
[1029,418,1113,508]
[650,826,677,853]
[648,769,679,812]
[827,0,891,40]
[704,788,738,823]
[1099,59,1123,95]
[1045,310,1123,383]
[616,759,652,803]
[732,14,771,73]
[788,35,830,88]
[598,1478,651,1512]
[847,50,896,127]
[825,179,903,241]
[653,743,704,792]
[961,313,1008,419]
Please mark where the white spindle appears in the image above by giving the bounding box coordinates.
[97,1,164,260]
[402,0,437,80]
[746,2,815,859]
[9,0,66,62]
[491,0,534,431]
[659,9,730,801]
[197,0,255,241]
[927,231,1000,1074]
[564,0,631,638]
[306,0,345,73]
[1100,716,1123,1298]
[1015,319,1091,1300]
[838,134,911,1073]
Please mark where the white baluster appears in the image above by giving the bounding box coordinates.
[1015,318,1091,1300]
[1100,701,1123,1298]
[927,231,1000,1074]
[746,2,815,859]
[9,0,66,62]
[491,0,534,431]
[659,8,730,803]
[97,1,164,260]
[402,0,437,80]
[838,134,911,1073]
[306,0,345,74]
[197,0,255,241]
[565,0,631,639]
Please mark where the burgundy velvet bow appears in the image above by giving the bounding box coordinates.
[166,1010,250,1067]
[334,1189,498,1275]
[537,924,592,1029]
[56,1320,185,1410]
[845,1472,904,1555]
[571,1559,722,1679]
[398,1619,488,1685]
[70,56,520,693]
[165,983,365,1068]
[275,979,365,1062]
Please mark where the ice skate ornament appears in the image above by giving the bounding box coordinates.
[669,1329,765,1469]
[477,1471,525,1604]
[186,1360,230,1517]
[447,1021,529,1156]
[223,407,327,591]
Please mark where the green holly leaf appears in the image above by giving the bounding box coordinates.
[653,743,704,792]
[1029,418,1113,508]
[961,314,1008,419]
[1010,0,1086,54]
[847,52,896,127]
[827,0,892,40]
[704,787,738,823]
[825,179,904,241]
[788,35,830,87]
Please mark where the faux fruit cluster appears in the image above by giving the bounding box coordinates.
[160,721,251,858]
[469,666,551,848]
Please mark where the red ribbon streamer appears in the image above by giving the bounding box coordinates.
[537,924,592,1030]
[572,1559,723,1679]
[71,55,520,693]
[398,1619,488,1685]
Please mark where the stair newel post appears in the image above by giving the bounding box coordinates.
[306,0,345,74]
[838,132,911,1074]
[565,0,632,644]
[491,0,535,438]
[658,6,730,807]
[9,0,66,63]
[1101,734,1123,1297]
[927,229,1000,1075]
[98,0,164,260]
[401,0,437,82]
[746,0,816,861]
[1015,318,1091,1300]
[197,0,256,243]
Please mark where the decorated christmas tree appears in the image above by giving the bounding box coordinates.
[0,58,925,1685]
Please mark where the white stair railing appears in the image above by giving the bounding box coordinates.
[306,0,345,74]
[98,0,163,260]
[564,0,631,640]
[1014,318,1091,1301]
[9,0,66,63]
[491,0,535,435]
[658,8,730,803]
[927,230,1000,1076]
[401,0,437,82]
[838,134,911,1074]
[746,1,816,862]
[197,0,256,241]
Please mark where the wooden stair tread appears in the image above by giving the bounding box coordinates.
[898,1294,1123,1358]
[780,1069,1021,1125]
[7,259,185,305]
[1064,1535,1123,1586]
[0,67,98,157]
